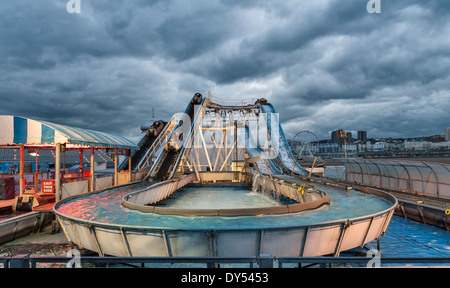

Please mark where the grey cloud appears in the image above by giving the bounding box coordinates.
[0,0,449,143]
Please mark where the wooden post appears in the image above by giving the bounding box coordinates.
[290,159,297,176]
[263,159,273,180]
[308,156,318,180]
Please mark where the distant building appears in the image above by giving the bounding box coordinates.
[331,130,348,144]
[318,142,341,153]
[318,128,450,157]
[404,140,429,150]
[373,142,387,151]
[357,131,367,143]
[346,132,353,143]
[331,131,339,144]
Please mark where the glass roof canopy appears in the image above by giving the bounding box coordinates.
[342,159,450,199]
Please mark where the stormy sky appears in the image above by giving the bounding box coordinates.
[1,0,449,143]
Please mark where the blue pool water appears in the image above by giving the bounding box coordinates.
[56,182,392,230]
[337,216,450,267]
[163,186,280,209]
[53,182,450,266]
[366,216,450,258]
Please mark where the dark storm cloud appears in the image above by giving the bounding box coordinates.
[0,0,449,142]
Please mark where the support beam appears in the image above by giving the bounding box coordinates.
[290,160,297,176]
[19,144,24,196]
[128,149,132,183]
[224,130,227,171]
[55,143,61,202]
[263,159,273,180]
[234,120,238,167]
[120,228,133,257]
[212,130,225,171]
[189,150,201,181]
[34,150,39,193]
[200,130,213,171]
[114,148,118,186]
[90,147,95,192]
[79,149,83,179]
[220,139,237,172]
[63,148,66,176]
[308,156,318,180]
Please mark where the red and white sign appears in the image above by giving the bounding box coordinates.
[42,180,55,194]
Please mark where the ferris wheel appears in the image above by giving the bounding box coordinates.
[291,130,319,156]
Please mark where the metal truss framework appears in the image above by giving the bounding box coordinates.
[177,100,276,176]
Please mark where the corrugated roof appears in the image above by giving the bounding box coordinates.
[0,115,138,150]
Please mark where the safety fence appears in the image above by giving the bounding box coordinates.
[197,171,253,183]
[1,254,449,268]
[61,170,147,199]
[208,95,255,107]
[122,172,330,216]
[123,173,195,206]
[0,170,148,200]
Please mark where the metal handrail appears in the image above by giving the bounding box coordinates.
[389,191,450,209]
[167,98,208,179]
[208,95,255,107]
[276,256,450,268]
[124,173,195,206]
[137,115,179,172]
[2,254,449,268]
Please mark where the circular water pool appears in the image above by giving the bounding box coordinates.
[53,177,397,257]
[56,182,392,230]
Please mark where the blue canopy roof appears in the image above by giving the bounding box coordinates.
[0,115,139,150]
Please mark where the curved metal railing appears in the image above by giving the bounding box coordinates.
[122,172,330,217]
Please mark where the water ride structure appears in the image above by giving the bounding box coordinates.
[53,93,397,258]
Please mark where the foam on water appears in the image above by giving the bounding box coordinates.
[163,186,280,209]
[56,181,393,230]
